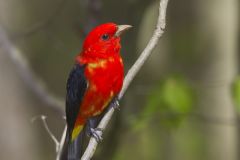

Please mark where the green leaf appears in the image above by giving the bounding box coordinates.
[142,75,195,129]
[161,76,194,114]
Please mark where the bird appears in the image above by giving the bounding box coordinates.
[61,23,131,160]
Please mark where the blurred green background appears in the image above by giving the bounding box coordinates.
[0,0,239,160]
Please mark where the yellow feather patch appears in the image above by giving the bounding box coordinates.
[71,125,84,141]
[88,59,107,69]
[119,58,123,64]
[88,63,98,68]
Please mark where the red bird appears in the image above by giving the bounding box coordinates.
[62,23,131,160]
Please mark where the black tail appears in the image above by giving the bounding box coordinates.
[60,129,85,160]
[60,114,104,160]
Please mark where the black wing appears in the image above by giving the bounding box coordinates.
[66,63,88,134]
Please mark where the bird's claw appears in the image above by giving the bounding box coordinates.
[89,128,103,142]
[112,98,120,110]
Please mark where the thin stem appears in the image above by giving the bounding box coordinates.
[32,115,60,152]
[0,26,64,115]
[81,0,169,159]
[56,125,67,160]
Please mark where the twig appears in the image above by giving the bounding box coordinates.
[56,0,169,159]
[81,0,169,159]
[0,0,67,114]
[0,26,64,115]
[32,115,60,152]
[56,125,67,160]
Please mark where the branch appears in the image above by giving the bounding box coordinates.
[0,26,64,115]
[81,0,169,159]
[0,0,69,114]
[56,125,67,160]
[56,0,169,159]
[32,115,60,152]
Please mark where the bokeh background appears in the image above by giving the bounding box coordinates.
[0,0,239,160]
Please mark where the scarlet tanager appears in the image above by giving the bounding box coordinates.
[61,23,131,160]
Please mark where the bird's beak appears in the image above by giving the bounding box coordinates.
[115,25,132,37]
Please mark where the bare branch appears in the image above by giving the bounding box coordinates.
[0,26,64,115]
[118,0,168,99]
[81,0,170,159]
[56,0,170,159]
[56,125,67,160]
[32,115,60,152]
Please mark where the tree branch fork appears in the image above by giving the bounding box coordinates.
[0,0,169,159]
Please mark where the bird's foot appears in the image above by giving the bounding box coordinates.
[87,127,103,142]
[112,98,120,110]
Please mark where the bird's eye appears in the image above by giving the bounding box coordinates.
[101,34,109,41]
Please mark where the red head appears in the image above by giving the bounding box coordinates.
[79,23,132,61]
